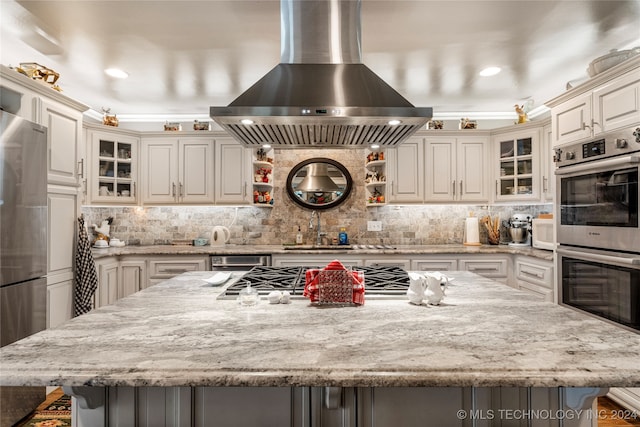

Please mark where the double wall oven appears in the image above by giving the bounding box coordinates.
[555,126,640,332]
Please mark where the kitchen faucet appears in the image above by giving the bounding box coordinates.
[309,211,325,245]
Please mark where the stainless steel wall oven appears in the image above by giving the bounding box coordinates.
[555,127,640,332]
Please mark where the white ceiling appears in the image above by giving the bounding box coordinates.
[2,0,639,123]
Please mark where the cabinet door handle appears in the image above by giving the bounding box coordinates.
[495,179,499,196]
[459,180,463,196]
[452,181,456,196]
[132,182,136,198]
[179,182,184,197]
[542,176,548,193]
[172,182,176,197]
[391,180,395,196]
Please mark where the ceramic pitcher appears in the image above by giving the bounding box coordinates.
[407,272,427,305]
[424,272,448,305]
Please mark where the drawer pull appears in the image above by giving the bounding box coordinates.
[521,268,544,279]
[469,267,499,272]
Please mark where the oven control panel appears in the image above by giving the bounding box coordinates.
[555,127,639,167]
[582,138,605,158]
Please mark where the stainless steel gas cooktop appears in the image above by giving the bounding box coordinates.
[218,266,410,300]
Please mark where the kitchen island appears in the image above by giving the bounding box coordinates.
[1,271,638,426]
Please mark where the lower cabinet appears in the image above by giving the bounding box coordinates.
[513,256,554,302]
[119,259,146,297]
[411,254,511,284]
[66,385,604,427]
[46,278,74,328]
[92,255,209,308]
[411,257,458,271]
[146,256,209,287]
[459,255,510,284]
[94,258,119,309]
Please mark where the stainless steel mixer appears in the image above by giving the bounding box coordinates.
[506,213,532,246]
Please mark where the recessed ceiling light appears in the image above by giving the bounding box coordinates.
[241,119,254,125]
[388,119,401,126]
[104,68,129,79]
[262,143,271,149]
[479,67,501,77]
[370,143,380,149]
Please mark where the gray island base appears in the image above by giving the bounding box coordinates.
[2,272,638,426]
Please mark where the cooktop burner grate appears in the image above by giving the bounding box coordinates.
[219,265,410,298]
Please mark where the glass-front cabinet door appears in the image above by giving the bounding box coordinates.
[492,127,541,201]
[90,129,139,204]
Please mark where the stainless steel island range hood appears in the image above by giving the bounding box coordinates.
[210,0,432,148]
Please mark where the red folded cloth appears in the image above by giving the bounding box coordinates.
[303,260,365,305]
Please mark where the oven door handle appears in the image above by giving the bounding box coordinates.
[555,155,639,176]
[557,247,640,266]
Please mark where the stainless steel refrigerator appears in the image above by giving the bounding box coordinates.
[0,110,48,426]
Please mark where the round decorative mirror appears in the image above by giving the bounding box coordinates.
[286,158,353,210]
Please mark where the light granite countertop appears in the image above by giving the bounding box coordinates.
[91,243,554,260]
[0,271,637,388]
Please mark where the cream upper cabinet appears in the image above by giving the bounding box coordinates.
[551,93,593,146]
[425,135,489,202]
[39,99,85,186]
[424,137,455,202]
[0,66,88,187]
[87,126,140,204]
[142,136,214,204]
[548,56,640,146]
[387,136,424,203]
[592,68,640,133]
[491,126,541,202]
[388,133,488,203]
[214,137,251,205]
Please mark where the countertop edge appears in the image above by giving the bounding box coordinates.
[91,244,554,261]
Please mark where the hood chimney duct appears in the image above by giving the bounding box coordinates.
[210,0,432,148]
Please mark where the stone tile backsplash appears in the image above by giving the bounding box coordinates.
[82,148,552,246]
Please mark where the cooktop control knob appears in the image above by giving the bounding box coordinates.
[634,127,640,143]
[565,151,575,160]
[615,138,628,149]
[553,148,562,162]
